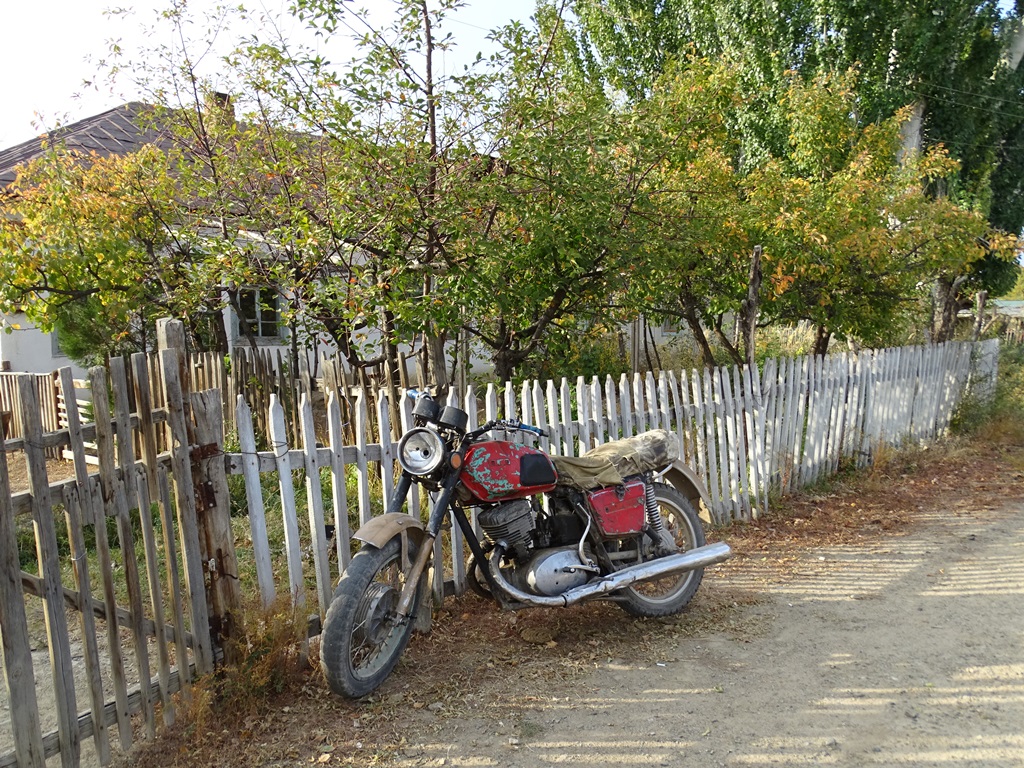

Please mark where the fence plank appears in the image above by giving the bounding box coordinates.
[300,393,333,615]
[236,397,276,608]
[545,380,560,456]
[577,376,592,452]
[398,393,422,522]
[741,365,763,519]
[353,394,372,525]
[107,359,157,738]
[55,368,112,758]
[377,393,396,511]
[269,395,305,609]
[503,381,517,422]
[689,371,710,516]
[533,382,550,454]
[718,367,741,519]
[159,351,216,676]
[81,372,132,750]
[191,390,244,666]
[559,379,574,457]
[634,373,648,434]
[0,427,46,768]
[131,469,175,727]
[18,375,81,767]
[156,466,192,698]
[604,376,619,442]
[791,356,811,491]
[619,374,633,438]
[687,370,706,484]
[327,392,353,571]
[700,370,723,524]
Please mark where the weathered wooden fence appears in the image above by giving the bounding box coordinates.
[0,337,1000,767]
[227,339,998,622]
[0,372,62,456]
[0,323,231,768]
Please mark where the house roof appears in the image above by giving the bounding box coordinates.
[992,299,1024,318]
[0,102,172,190]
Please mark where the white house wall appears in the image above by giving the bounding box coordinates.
[0,312,87,377]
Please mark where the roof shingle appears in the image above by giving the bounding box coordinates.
[0,102,173,189]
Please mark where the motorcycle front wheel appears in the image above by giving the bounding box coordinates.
[319,536,422,698]
[617,483,706,618]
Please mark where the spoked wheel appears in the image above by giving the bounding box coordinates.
[616,483,706,618]
[320,537,422,698]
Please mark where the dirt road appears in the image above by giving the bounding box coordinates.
[389,498,1024,767]
[118,442,1024,768]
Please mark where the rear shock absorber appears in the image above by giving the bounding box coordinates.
[643,474,675,553]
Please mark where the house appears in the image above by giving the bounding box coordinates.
[0,102,296,375]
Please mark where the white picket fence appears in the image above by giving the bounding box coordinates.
[225,339,998,616]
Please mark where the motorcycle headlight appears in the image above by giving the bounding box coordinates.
[398,427,446,476]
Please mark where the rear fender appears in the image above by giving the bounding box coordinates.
[661,462,713,522]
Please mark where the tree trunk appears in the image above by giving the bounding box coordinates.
[643,319,662,371]
[380,307,403,439]
[494,349,518,384]
[712,315,744,367]
[932,274,968,343]
[898,100,926,164]
[420,328,450,394]
[739,245,763,372]
[678,298,717,369]
[1003,17,1024,70]
[972,290,989,342]
[811,325,831,357]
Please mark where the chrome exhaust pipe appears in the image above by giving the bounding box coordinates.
[488,541,732,608]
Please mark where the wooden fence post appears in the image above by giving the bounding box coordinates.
[18,375,81,766]
[158,318,247,666]
[191,390,245,663]
[157,321,215,674]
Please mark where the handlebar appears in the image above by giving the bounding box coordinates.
[407,391,547,439]
[469,418,548,439]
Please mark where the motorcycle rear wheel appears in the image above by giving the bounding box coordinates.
[617,483,706,618]
[320,537,421,698]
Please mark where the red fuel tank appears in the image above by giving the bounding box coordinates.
[461,440,558,504]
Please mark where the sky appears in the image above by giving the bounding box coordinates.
[0,0,539,149]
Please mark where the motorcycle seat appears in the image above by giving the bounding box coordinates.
[552,429,680,490]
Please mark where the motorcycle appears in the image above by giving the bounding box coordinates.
[319,390,732,698]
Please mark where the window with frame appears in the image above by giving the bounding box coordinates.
[237,287,281,339]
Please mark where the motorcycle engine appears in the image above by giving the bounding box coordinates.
[513,546,593,596]
[478,499,535,560]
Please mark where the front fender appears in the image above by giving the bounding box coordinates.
[662,461,713,522]
[351,513,432,633]
[353,512,427,551]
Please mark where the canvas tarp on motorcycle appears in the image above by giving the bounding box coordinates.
[551,429,681,490]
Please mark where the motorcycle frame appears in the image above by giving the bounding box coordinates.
[389,456,503,618]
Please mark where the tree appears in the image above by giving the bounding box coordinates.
[573,4,1024,245]
[0,143,219,357]
[573,1,1023,353]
